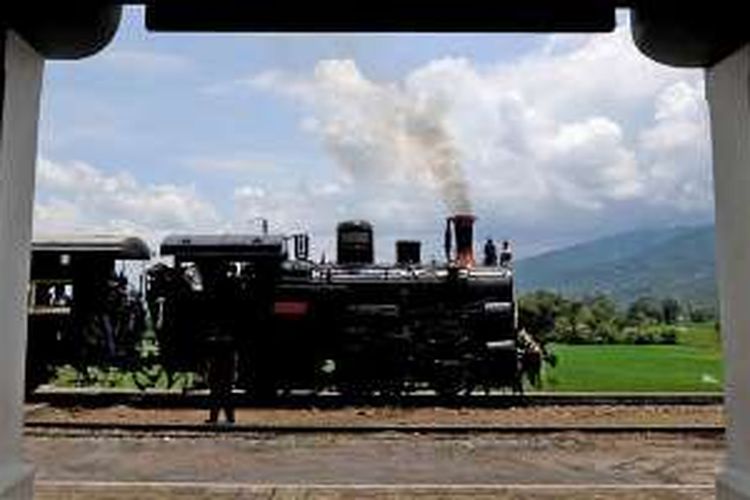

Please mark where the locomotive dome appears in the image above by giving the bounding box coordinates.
[336,220,374,265]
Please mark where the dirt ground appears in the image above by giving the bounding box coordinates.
[25,403,725,427]
[26,405,725,499]
[33,483,716,500]
[28,431,722,498]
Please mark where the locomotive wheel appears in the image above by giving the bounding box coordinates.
[377,379,406,401]
[338,381,371,401]
[432,361,470,398]
[432,379,465,398]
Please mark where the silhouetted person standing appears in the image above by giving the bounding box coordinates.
[199,260,238,425]
[205,333,236,424]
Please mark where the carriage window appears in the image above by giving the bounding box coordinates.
[30,280,73,309]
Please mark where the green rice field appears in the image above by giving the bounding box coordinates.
[542,322,724,392]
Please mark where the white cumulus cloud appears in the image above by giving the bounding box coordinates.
[34,157,220,245]
[240,23,712,252]
[40,21,714,259]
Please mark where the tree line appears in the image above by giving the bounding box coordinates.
[518,291,717,345]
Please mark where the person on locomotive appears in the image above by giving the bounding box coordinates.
[483,238,498,266]
[500,240,513,267]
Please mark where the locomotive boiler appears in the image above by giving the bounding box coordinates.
[146,215,533,398]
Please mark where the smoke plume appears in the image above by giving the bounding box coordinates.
[402,106,472,213]
[275,60,472,213]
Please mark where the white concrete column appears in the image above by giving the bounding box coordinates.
[707,43,750,500]
[0,31,44,499]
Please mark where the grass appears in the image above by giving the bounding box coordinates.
[52,365,196,390]
[48,333,199,391]
[542,322,724,392]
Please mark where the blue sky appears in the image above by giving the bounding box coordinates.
[35,7,712,260]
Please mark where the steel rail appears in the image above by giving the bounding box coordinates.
[24,420,725,438]
[27,389,724,409]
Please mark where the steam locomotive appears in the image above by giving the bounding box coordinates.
[146,215,535,397]
[26,216,541,397]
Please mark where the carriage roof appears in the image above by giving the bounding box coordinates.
[160,234,286,260]
[32,235,151,260]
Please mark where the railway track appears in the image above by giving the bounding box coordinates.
[24,420,725,438]
[27,388,723,408]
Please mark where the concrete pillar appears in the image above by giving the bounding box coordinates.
[707,43,750,500]
[0,31,44,499]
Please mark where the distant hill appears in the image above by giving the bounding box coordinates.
[514,224,717,307]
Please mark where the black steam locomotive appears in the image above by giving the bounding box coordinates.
[146,215,536,398]
[25,216,541,397]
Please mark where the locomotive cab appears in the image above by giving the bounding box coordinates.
[151,233,293,395]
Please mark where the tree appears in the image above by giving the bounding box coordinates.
[661,298,681,325]
[627,296,663,325]
[556,298,588,344]
[583,294,621,343]
[686,303,717,323]
[518,291,565,341]
[585,294,619,324]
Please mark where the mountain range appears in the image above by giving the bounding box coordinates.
[514,224,717,306]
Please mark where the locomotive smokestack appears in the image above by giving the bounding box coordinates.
[447,214,475,267]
